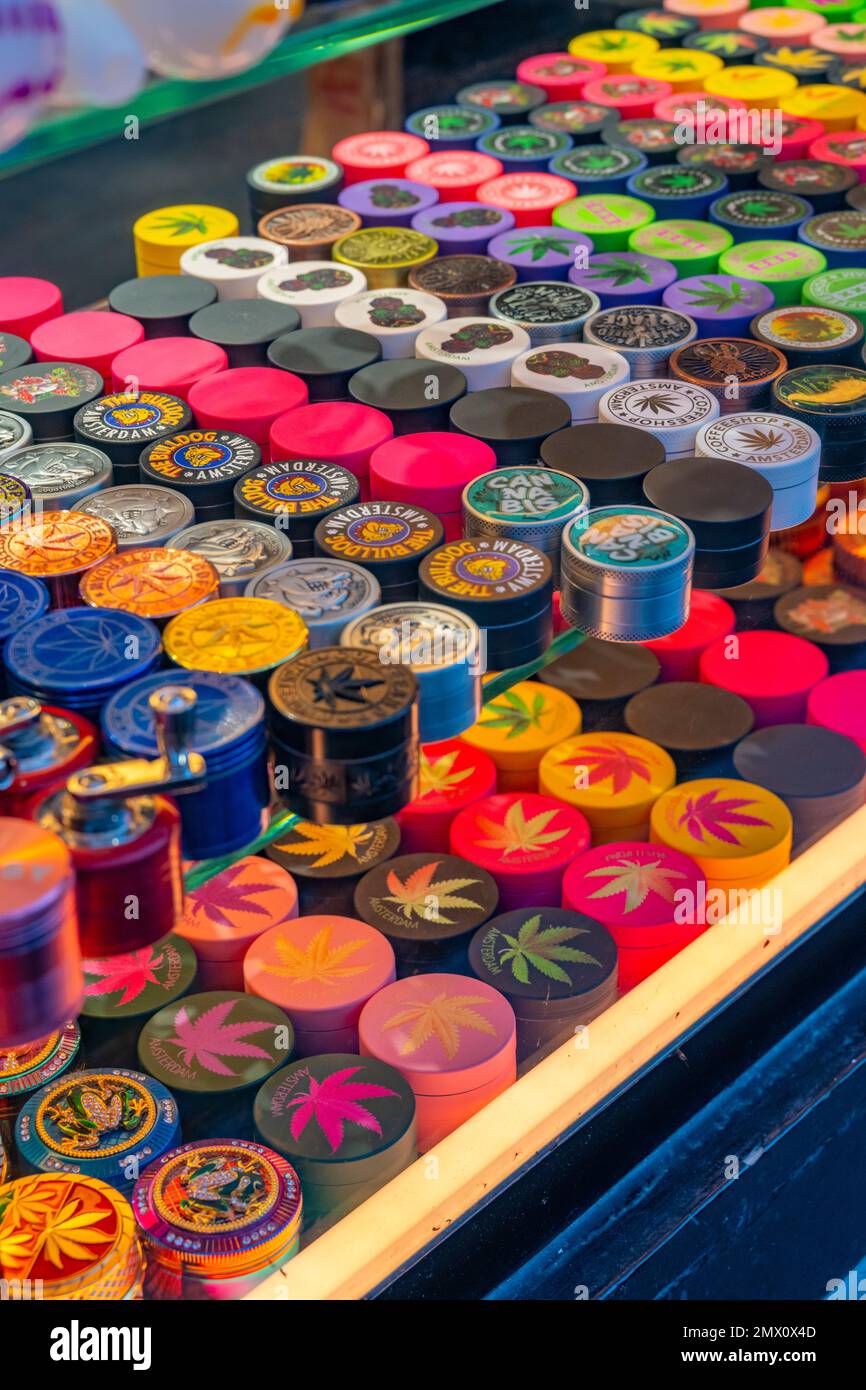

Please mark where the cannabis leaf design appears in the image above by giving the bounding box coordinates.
[683,279,748,312]
[419,746,475,797]
[733,426,785,452]
[475,800,570,856]
[383,992,496,1059]
[150,210,209,237]
[262,925,368,985]
[632,393,679,416]
[165,999,273,1076]
[584,857,687,913]
[83,946,164,1006]
[275,822,374,869]
[310,664,385,710]
[186,862,278,930]
[36,617,126,675]
[773,46,827,70]
[479,688,547,739]
[286,1065,398,1154]
[382,861,482,924]
[507,234,577,261]
[585,255,653,287]
[496,914,600,984]
[696,33,741,55]
[0,1186,114,1278]
[677,789,771,846]
[557,742,652,793]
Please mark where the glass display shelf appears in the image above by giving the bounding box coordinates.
[0,0,502,180]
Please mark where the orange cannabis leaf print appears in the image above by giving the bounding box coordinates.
[382,993,496,1059]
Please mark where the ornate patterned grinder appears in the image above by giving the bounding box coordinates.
[0,1022,81,1165]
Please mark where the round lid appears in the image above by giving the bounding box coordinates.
[755,44,838,79]
[529,99,614,136]
[0,332,33,372]
[0,442,110,506]
[517,51,607,90]
[110,338,228,395]
[258,205,361,250]
[267,326,381,381]
[711,188,813,230]
[804,267,866,318]
[358,972,515,1092]
[451,386,571,444]
[0,509,115,577]
[553,192,654,237]
[450,791,591,877]
[354,851,498,944]
[470,907,617,1006]
[571,251,678,298]
[80,546,220,619]
[0,571,50,641]
[628,218,734,264]
[243,915,395,1027]
[485,224,592,273]
[540,420,666,485]
[102,667,263,756]
[814,22,866,56]
[73,485,196,549]
[164,597,306,676]
[404,105,501,142]
[802,207,866,256]
[247,559,380,635]
[402,739,497,816]
[348,359,467,417]
[455,79,546,115]
[5,607,160,692]
[719,238,827,286]
[268,645,418,736]
[552,144,648,185]
[463,466,588,526]
[176,858,298,963]
[684,28,768,60]
[30,311,143,370]
[568,29,661,67]
[81,933,197,1019]
[671,338,787,395]
[695,413,822,485]
[643,457,772,550]
[370,431,496,507]
[332,131,429,169]
[807,670,866,743]
[585,303,698,353]
[750,305,864,358]
[598,378,720,446]
[411,200,515,243]
[700,628,829,698]
[630,162,727,205]
[676,143,768,177]
[248,154,343,197]
[188,298,301,348]
[74,391,192,451]
[267,816,400,881]
[169,520,292,590]
[540,635,660,702]
[625,679,755,751]
[254,1054,415,1167]
[650,776,793,867]
[474,172,578,214]
[603,116,681,157]
[335,288,447,339]
[138,991,292,1095]
[712,548,803,603]
[584,72,675,110]
[512,343,631,402]
[187,366,308,438]
[562,841,705,943]
[314,501,443,575]
[643,588,735,659]
[140,429,260,506]
[233,458,359,527]
[772,364,866,430]
[415,315,531,366]
[0,1022,80,1101]
[109,274,217,323]
[490,281,599,330]
[775,583,866,647]
[339,602,481,679]
[418,537,552,623]
[0,276,62,334]
[179,238,286,285]
[0,1173,139,1297]
[17,1068,179,1182]
[332,228,438,271]
[476,125,574,165]
[0,361,102,429]
[616,8,700,39]
[257,261,367,311]
[463,679,582,766]
[133,205,238,252]
[539,731,677,822]
[759,157,858,199]
[408,253,515,302]
[132,1139,301,1261]
[734,721,866,798]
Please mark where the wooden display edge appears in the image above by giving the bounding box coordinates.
[248,805,866,1301]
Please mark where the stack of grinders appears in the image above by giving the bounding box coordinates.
[772,364,866,483]
[267,816,402,916]
[461,466,589,575]
[179,237,288,303]
[79,548,220,626]
[248,559,381,649]
[408,253,516,319]
[0,442,112,514]
[79,933,197,1066]
[254,1054,417,1223]
[109,274,218,339]
[509,340,630,422]
[598,377,720,458]
[418,536,554,667]
[415,315,531,390]
[369,432,494,539]
[271,400,395,501]
[561,841,708,992]
[0,1022,80,1160]
[695,410,822,531]
[175,857,300,992]
[541,421,665,505]
[624,680,755,777]
[188,367,307,464]
[559,505,695,641]
[807,670,866,753]
[268,646,419,823]
[489,281,600,345]
[734,723,866,854]
[349,359,467,434]
[336,287,448,359]
[449,791,590,910]
[354,851,499,975]
[650,777,793,894]
[358,972,516,1151]
[244,914,395,1055]
[539,730,676,844]
[74,390,193,487]
[540,636,661,730]
[710,548,803,630]
[774,583,866,672]
[668,337,787,415]
[469,907,618,1061]
[4,608,161,722]
[234,458,360,558]
[133,1138,302,1300]
[584,303,699,378]
[246,154,344,220]
[0,361,102,443]
[16,1068,180,1194]
[138,991,293,1142]
[314,500,444,602]
[140,427,261,522]
[642,457,773,587]
[164,597,307,689]
[396,739,497,853]
[449,386,570,467]
[643,589,735,681]
[0,1172,143,1300]
[341,601,482,742]
[461,679,582,793]
[699,628,829,725]
[132,204,239,277]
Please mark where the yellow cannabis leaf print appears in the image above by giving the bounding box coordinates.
[383,992,496,1060]
[274,822,374,869]
[419,747,475,797]
[475,800,569,856]
[263,925,369,985]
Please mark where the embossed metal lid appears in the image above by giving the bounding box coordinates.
[268,645,418,743]
[258,204,361,254]
[80,546,220,620]
[233,458,360,537]
[489,282,600,339]
[247,559,381,647]
[4,607,161,703]
[0,1022,80,1103]
[584,303,698,360]
[73,484,196,549]
[332,228,438,274]
[408,253,516,306]
[0,571,50,642]
[0,442,112,510]
[108,274,217,333]
[102,667,264,759]
[0,361,103,441]
[0,408,33,461]
[138,991,293,1096]
[164,596,307,676]
[669,337,787,398]
[168,519,291,597]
